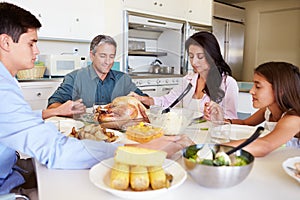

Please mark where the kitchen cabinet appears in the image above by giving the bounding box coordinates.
[20,81,62,110]
[124,0,212,25]
[186,0,213,25]
[123,0,186,20]
[7,0,105,41]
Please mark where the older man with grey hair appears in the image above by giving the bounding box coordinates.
[48,34,147,111]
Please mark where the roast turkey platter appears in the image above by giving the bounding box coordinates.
[93,96,149,130]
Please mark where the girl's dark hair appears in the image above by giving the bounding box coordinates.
[0,2,41,42]
[185,31,232,103]
[255,61,300,116]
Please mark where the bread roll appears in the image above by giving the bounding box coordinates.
[148,166,167,190]
[130,166,149,191]
[114,146,167,167]
[110,162,130,190]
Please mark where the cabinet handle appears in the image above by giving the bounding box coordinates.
[36,92,42,97]
[189,10,192,13]
[154,2,157,5]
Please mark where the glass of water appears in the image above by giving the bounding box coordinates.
[209,121,231,144]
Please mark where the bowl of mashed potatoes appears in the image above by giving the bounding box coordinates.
[148,106,194,135]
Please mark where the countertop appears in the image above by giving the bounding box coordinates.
[17,77,63,82]
[237,82,253,92]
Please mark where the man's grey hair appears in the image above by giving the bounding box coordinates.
[90,35,117,54]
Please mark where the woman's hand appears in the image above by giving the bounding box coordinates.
[128,91,154,106]
[127,91,143,101]
[204,101,224,121]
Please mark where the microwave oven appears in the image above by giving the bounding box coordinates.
[39,54,86,77]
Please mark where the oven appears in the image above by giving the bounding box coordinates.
[132,77,181,97]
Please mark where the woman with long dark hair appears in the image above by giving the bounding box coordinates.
[131,31,238,119]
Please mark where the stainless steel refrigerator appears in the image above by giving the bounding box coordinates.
[212,1,245,81]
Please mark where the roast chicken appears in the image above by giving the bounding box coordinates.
[94,96,148,129]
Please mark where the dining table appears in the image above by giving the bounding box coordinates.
[34,120,300,200]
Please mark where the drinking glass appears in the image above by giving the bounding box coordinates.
[209,121,231,144]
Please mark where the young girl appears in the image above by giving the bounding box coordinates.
[206,61,300,157]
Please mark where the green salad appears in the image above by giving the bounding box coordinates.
[185,146,249,166]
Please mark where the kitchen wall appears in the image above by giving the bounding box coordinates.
[236,0,300,81]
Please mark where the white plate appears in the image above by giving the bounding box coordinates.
[45,117,84,136]
[282,157,300,183]
[230,124,270,140]
[89,158,187,200]
[193,111,203,119]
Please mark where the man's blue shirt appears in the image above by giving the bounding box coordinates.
[48,65,146,107]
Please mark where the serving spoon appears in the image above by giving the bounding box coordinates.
[213,126,265,165]
[225,126,265,155]
[161,83,193,114]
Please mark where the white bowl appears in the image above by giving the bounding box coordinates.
[148,107,194,135]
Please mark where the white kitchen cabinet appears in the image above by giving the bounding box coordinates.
[7,0,105,41]
[20,81,62,110]
[186,0,213,25]
[124,0,212,25]
[124,0,186,20]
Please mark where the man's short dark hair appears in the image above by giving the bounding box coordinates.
[0,2,41,42]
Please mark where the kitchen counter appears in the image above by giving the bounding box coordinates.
[34,122,300,200]
[237,81,253,92]
[17,77,63,82]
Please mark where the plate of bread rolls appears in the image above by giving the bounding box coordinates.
[89,146,187,199]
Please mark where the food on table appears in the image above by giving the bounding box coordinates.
[69,124,118,143]
[214,152,232,166]
[94,96,147,122]
[294,162,300,178]
[109,146,171,191]
[125,122,164,143]
[110,163,130,190]
[185,145,249,167]
[148,108,193,135]
[114,146,167,166]
[148,166,168,190]
[130,166,150,191]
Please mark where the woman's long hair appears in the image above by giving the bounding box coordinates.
[255,62,300,116]
[185,31,232,103]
